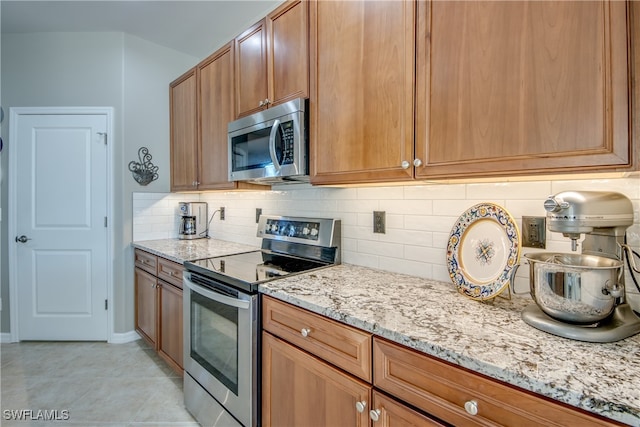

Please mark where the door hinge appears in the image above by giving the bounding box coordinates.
[104,217,108,227]
[97,132,107,145]
[105,299,108,310]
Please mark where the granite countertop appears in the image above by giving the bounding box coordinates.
[132,239,639,425]
[132,238,258,263]
[260,264,640,426]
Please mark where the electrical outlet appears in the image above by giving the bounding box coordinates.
[256,208,262,223]
[220,207,225,220]
[373,211,386,234]
[522,216,546,248]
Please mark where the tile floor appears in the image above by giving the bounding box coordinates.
[0,339,198,426]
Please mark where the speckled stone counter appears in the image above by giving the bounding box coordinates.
[132,238,258,263]
[259,264,640,426]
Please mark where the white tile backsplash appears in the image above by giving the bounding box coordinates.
[133,174,640,295]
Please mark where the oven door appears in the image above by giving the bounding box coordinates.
[183,272,258,427]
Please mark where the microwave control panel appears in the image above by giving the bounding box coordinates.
[279,120,295,165]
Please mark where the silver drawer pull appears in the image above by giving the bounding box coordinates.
[464,400,478,416]
[355,401,367,413]
[300,328,311,337]
[369,409,380,422]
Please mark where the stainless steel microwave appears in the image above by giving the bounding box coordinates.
[228,98,308,184]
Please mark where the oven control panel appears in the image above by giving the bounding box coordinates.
[264,218,320,241]
[257,215,340,249]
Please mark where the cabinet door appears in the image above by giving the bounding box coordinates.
[309,0,416,185]
[371,391,447,427]
[198,42,238,190]
[170,68,199,191]
[235,19,268,118]
[267,0,309,107]
[158,280,183,372]
[134,267,158,347]
[262,332,370,427]
[415,0,631,179]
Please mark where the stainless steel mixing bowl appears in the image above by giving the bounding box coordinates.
[524,252,624,324]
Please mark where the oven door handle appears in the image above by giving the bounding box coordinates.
[184,277,251,310]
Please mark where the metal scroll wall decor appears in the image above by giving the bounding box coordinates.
[128,147,159,186]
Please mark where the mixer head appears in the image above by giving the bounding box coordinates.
[544,191,633,251]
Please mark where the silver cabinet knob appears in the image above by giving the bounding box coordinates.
[264,98,271,106]
[15,235,32,243]
[464,400,478,416]
[413,158,423,167]
[258,100,264,107]
[401,160,410,169]
[355,401,367,413]
[300,328,311,337]
[369,409,381,422]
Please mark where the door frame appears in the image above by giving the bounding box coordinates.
[8,107,114,343]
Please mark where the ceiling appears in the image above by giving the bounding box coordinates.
[1,0,284,59]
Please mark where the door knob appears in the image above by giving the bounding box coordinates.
[15,235,32,243]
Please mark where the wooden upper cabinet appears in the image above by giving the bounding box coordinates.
[235,19,269,118]
[415,0,632,178]
[235,0,309,118]
[268,0,309,106]
[309,0,416,185]
[198,42,238,190]
[169,68,199,191]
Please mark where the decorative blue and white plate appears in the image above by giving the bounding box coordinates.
[447,203,521,300]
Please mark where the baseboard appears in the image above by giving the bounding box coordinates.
[0,333,13,343]
[109,330,141,344]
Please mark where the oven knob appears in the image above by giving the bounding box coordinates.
[301,328,311,337]
[310,228,318,237]
[302,227,310,235]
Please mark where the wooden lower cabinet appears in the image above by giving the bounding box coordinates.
[262,332,370,427]
[134,249,183,374]
[158,279,183,372]
[371,391,446,427]
[373,338,621,427]
[134,267,157,346]
[261,296,623,427]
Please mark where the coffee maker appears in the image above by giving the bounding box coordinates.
[521,191,640,342]
[178,202,208,240]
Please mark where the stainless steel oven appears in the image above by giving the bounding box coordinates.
[183,216,341,427]
[183,272,258,427]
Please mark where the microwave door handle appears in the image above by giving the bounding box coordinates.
[268,119,281,171]
[184,276,250,310]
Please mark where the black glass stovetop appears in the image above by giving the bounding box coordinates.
[185,250,329,293]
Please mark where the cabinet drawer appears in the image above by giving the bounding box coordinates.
[158,257,183,289]
[263,296,372,382]
[373,338,620,427]
[135,249,157,275]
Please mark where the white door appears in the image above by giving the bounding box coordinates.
[12,112,109,340]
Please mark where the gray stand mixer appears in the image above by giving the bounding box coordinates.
[521,191,640,342]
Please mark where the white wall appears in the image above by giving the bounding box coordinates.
[133,174,640,301]
[0,32,197,335]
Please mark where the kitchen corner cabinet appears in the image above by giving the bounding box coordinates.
[309,0,416,185]
[234,0,309,118]
[262,296,622,427]
[134,249,183,373]
[415,0,631,179]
